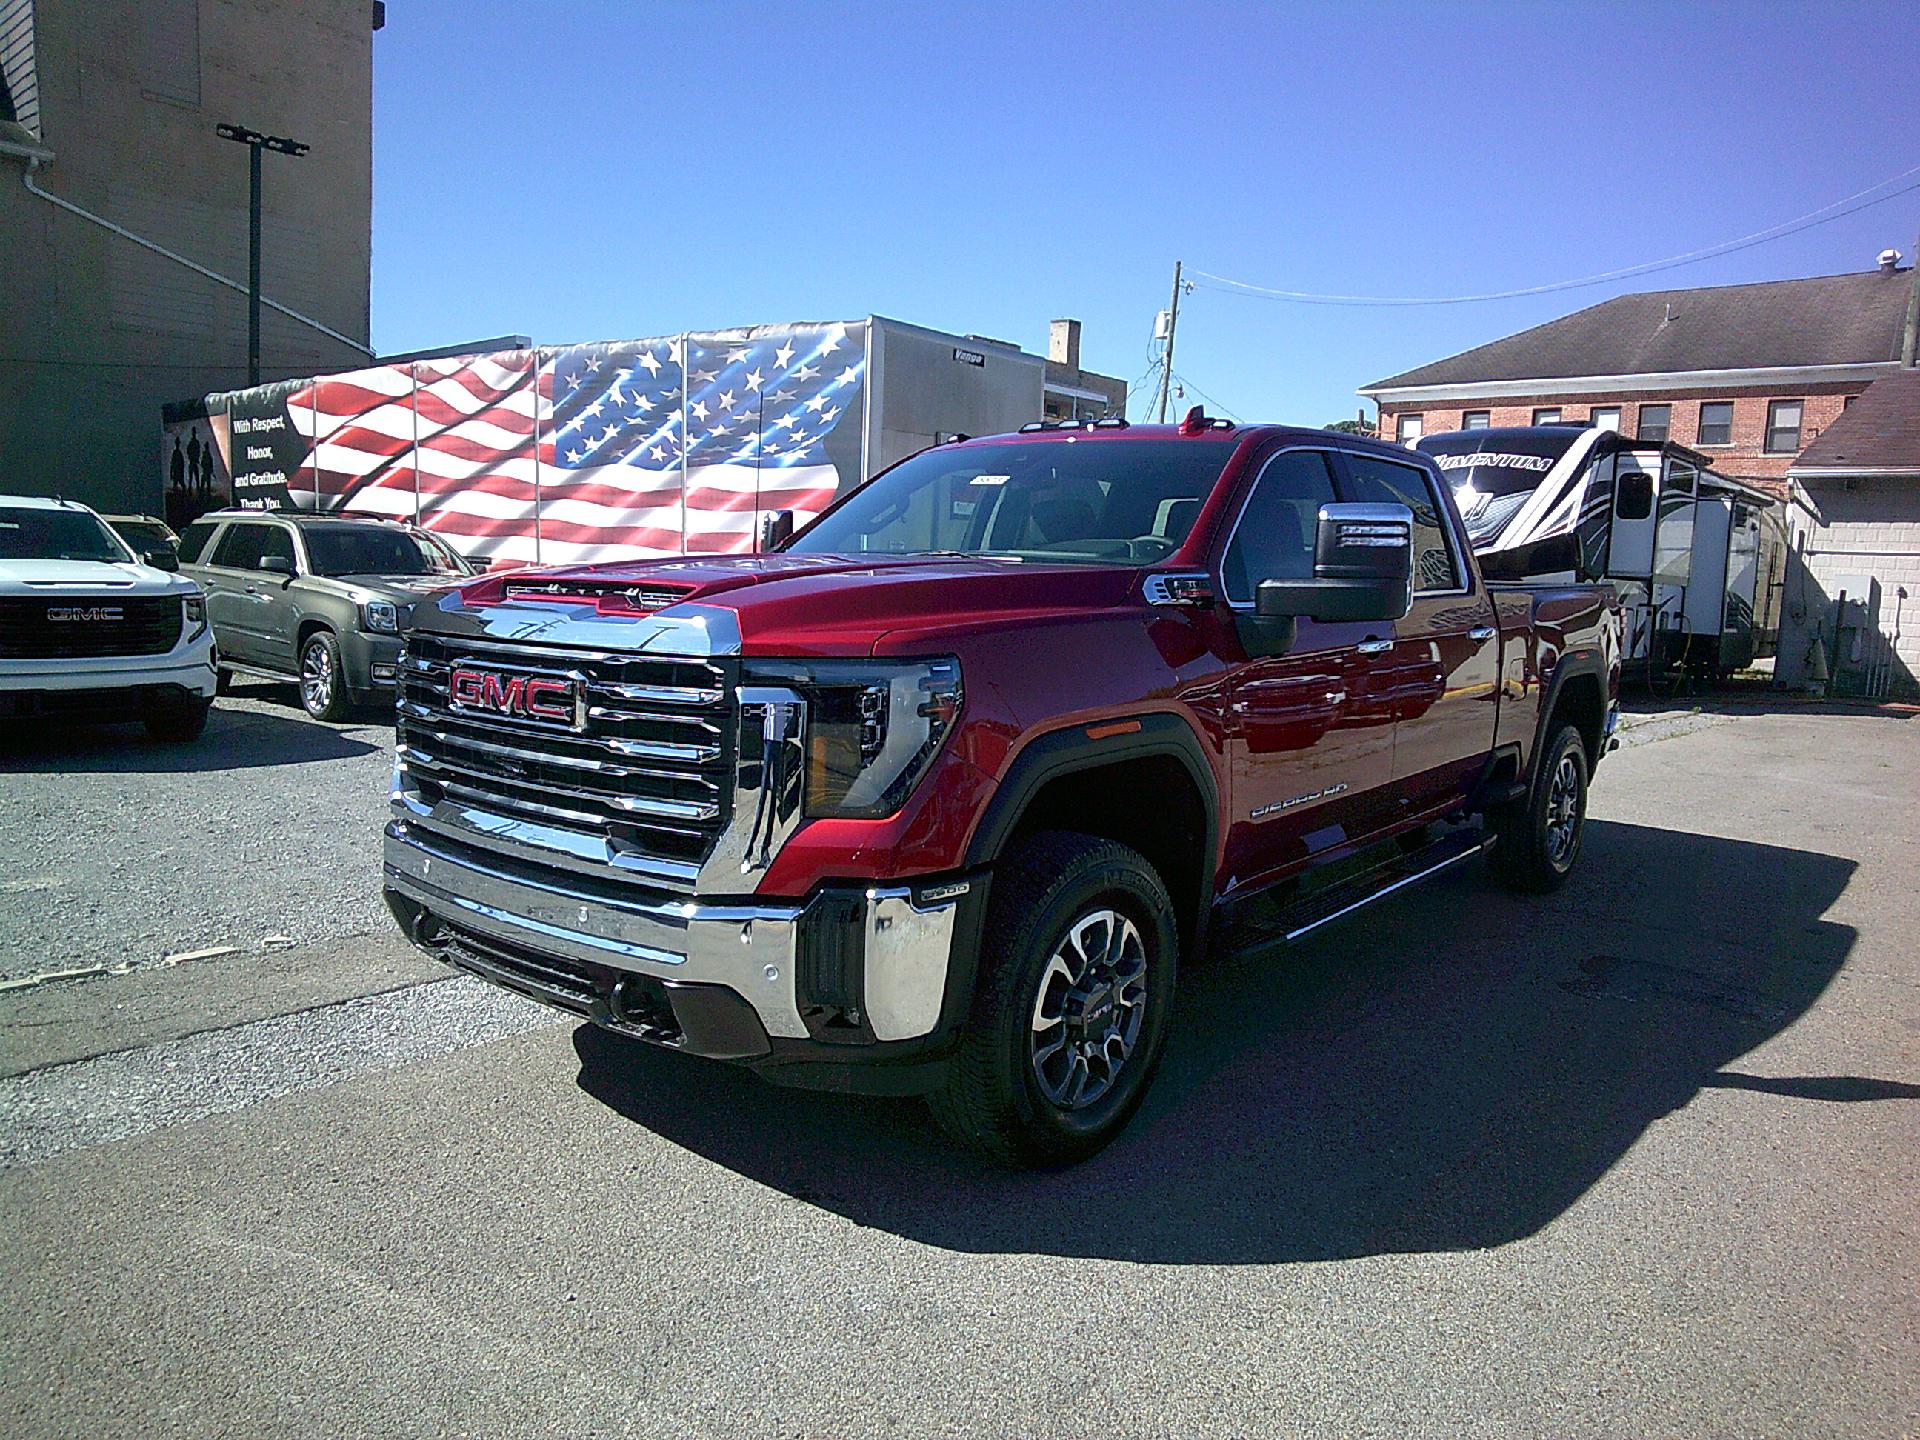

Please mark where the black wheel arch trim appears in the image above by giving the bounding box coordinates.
[963,711,1220,949]
[1533,649,1609,781]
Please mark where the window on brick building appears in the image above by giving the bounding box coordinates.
[1461,410,1490,430]
[1764,400,1803,453]
[1698,401,1734,446]
[1637,404,1671,442]
[1396,414,1423,442]
[1591,406,1621,432]
[1532,407,1562,425]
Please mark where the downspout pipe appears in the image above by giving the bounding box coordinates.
[17,156,374,361]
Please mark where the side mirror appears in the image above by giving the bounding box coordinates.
[258,555,295,577]
[1255,503,1414,624]
[142,546,180,572]
[760,509,795,551]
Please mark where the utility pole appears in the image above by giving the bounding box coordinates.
[215,123,310,386]
[1154,259,1184,423]
[1902,229,1920,368]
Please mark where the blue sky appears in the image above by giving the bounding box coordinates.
[372,1,1920,427]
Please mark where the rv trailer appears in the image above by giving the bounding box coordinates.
[1416,425,1788,678]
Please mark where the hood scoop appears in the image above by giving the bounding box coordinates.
[499,575,696,613]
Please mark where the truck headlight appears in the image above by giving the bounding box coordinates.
[747,657,962,819]
[183,592,207,635]
[361,598,400,634]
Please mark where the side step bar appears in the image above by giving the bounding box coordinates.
[1231,826,1493,951]
[219,659,300,684]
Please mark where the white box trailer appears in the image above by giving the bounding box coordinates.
[1417,425,1788,677]
[160,317,1050,566]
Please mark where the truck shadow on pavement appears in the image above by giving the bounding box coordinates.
[0,703,381,774]
[573,820,1863,1263]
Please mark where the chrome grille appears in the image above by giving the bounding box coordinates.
[396,632,735,872]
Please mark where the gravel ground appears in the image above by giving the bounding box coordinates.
[0,682,394,984]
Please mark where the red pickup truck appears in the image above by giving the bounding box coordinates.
[383,412,1621,1165]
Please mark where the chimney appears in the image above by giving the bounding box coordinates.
[1878,248,1902,275]
[1049,318,1082,370]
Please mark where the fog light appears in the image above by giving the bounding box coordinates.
[371,663,397,681]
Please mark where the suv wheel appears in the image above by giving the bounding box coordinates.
[299,631,350,722]
[144,697,211,742]
[1489,723,1589,893]
[930,831,1178,1167]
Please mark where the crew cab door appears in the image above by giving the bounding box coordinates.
[248,523,300,672]
[203,521,270,664]
[1218,447,1399,890]
[1340,452,1500,815]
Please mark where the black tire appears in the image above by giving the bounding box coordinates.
[298,631,350,722]
[144,698,210,742]
[1489,723,1589,893]
[929,830,1179,1168]
[214,658,233,697]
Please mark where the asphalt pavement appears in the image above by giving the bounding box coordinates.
[1,700,1916,1437]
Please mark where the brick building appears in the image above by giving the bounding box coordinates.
[1040,318,1128,421]
[1359,261,1918,497]
[0,0,382,514]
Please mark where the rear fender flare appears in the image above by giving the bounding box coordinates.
[1533,649,1609,778]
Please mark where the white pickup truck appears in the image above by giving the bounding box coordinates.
[0,495,217,741]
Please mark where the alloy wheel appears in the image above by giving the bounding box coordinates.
[1029,907,1148,1111]
[301,640,334,714]
[1544,751,1583,867]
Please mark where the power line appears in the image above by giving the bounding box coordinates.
[1170,373,1240,422]
[1189,164,1920,307]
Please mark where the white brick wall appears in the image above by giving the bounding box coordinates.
[1776,479,1920,695]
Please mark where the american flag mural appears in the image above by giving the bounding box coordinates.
[543,323,865,560]
[235,322,869,566]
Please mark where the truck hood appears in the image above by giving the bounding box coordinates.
[449,552,1143,654]
[0,559,197,597]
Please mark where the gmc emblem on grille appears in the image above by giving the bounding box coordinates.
[448,666,582,729]
[48,606,124,622]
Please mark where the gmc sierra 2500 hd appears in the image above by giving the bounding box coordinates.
[383,411,1622,1165]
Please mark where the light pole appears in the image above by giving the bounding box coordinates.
[215,123,309,386]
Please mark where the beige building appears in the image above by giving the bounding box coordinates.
[0,0,380,512]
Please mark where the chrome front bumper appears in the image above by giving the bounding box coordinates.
[383,820,966,1049]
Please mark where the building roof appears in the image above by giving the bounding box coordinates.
[1791,368,1920,476]
[1364,267,1915,392]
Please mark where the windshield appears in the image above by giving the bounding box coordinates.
[0,506,133,563]
[788,438,1239,565]
[1417,428,1584,546]
[110,520,175,550]
[303,525,470,578]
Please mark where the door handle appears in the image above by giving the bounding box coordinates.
[1356,639,1393,654]
[1468,625,1496,641]
[244,585,259,595]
